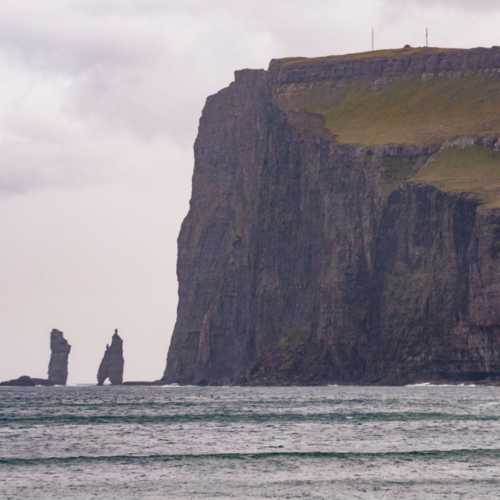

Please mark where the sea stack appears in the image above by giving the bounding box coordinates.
[48,329,71,385]
[97,329,124,385]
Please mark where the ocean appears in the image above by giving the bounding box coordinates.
[1,384,500,499]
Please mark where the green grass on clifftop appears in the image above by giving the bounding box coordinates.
[413,146,500,208]
[317,76,500,145]
[279,47,459,66]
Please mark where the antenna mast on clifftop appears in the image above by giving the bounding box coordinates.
[426,27,429,47]
[371,27,375,51]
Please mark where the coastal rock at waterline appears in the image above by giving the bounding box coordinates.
[0,375,52,387]
[1,328,70,387]
[97,330,124,385]
[48,329,71,385]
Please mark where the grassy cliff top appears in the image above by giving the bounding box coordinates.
[277,46,461,67]
[275,73,500,145]
[413,146,500,208]
[318,75,500,145]
[272,46,500,145]
[270,47,500,207]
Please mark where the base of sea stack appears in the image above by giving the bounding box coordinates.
[0,376,54,387]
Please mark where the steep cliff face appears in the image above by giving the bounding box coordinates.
[164,47,500,385]
[97,330,124,385]
[48,329,71,385]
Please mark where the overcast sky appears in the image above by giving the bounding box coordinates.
[1,0,500,384]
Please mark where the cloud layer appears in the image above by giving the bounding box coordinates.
[2,0,499,194]
[0,0,387,193]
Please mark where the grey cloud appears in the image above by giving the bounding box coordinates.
[412,0,500,9]
[0,0,370,194]
[0,135,110,194]
[0,2,165,73]
[1,0,498,195]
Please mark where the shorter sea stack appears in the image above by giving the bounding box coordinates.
[48,329,71,385]
[97,329,124,385]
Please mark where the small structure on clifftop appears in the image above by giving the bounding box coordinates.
[48,329,71,385]
[97,329,124,385]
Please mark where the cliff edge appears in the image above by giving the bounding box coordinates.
[163,47,500,385]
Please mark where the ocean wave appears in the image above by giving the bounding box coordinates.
[405,383,477,387]
[2,448,500,466]
[0,411,498,426]
[0,398,379,409]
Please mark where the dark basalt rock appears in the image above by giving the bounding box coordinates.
[122,381,163,386]
[1,329,70,387]
[97,330,124,385]
[162,47,500,386]
[48,329,71,385]
[0,376,52,387]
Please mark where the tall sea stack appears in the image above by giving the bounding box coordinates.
[97,330,124,385]
[163,46,500,386]
[48,329,71,385]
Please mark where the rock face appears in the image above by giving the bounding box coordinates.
[97,330,124,385]
[163,47,500,385]
[48,329,71,385]
[1,329,70,387]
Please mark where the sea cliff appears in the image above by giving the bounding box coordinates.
[164,47,500,385]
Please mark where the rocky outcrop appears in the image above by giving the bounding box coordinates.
[123,381,163,386]
[163,47,500,386]
[48,329,71,385]
[0,376,52,387]
[1,329,70,387]
[97,330,124,385]
[268,46,500,85]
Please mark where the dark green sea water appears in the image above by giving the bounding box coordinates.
[1,385,500,499]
